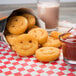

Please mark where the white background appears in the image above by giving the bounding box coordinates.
[0,0,76,4]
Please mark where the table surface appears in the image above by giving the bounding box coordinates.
[0,3,76,23]
[0,3,76,76]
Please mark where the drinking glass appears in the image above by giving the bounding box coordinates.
[37,0,60,32]
[59,33,76,64]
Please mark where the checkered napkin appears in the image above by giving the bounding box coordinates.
[0,29,76,76]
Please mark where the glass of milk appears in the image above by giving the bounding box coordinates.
[37,0,60,32]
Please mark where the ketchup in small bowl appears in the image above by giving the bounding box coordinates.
[59,33,76,64]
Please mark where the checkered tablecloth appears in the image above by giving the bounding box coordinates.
[0,29,76,76]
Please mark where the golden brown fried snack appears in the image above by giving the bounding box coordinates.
[22,14,36,29]
[7,16,28,35]
[61,33,71,39]
[6,34,19,45]
[28,25,39,31]
[50,31,61,39]
[42,37,61,48]
[28,28,48,44]
[11,34,38,56]
[35,47,60,62]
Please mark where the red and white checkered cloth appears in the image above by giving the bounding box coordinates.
[0,29,76,76]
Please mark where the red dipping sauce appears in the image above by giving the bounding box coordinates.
[59,33,76,64]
